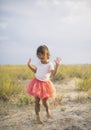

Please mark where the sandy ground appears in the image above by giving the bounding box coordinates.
[0,79,91,130]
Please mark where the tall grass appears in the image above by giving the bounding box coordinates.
[0,64,91,105]
[0,65,34,104]
[52,64,91,81]
[52,64,91,95]
[76,78,91,91]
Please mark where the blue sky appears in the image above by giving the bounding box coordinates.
[0,0,91,64]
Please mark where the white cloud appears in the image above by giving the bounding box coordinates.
[0,36,8,41]
[0,22,8,29]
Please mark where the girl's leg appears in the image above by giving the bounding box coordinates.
[42,98,51,118]
[35,97,42,123]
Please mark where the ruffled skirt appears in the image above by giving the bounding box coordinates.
[26,78,56,99]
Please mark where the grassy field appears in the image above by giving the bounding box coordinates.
[0,64,91,106]
[0,64,91,130]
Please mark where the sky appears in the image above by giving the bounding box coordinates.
[0,0,91,65]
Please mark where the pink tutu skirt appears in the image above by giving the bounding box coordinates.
[26,78,56,99]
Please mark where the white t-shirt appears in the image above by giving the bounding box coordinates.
[35,61,54,81]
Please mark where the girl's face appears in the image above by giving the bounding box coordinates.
[37,52,48,63]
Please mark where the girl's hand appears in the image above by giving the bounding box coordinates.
[54,57,61,65]
[27,58,32,66]
[27,58,37,73]
[51,57,61,76]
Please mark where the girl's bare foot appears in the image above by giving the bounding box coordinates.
[46,114,53,119]
[36,116,43,124]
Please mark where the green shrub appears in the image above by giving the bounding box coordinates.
[0,78,22,101]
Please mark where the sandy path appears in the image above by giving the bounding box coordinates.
[0,79,91,130]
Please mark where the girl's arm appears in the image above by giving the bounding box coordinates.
[51,57,61,76]
[27,58,37,73]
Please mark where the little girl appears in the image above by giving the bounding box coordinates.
[26,45,61,124]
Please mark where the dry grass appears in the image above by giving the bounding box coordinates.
[0,64,91,105]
